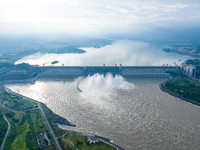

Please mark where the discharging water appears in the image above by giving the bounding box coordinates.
[5,76,200,150]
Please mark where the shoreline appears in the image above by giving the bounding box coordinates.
[5,77,198,150]
[159,79,200,107]
[2,85,124,150]
[55,127,125,150]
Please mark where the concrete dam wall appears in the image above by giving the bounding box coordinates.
[36,66,180,78]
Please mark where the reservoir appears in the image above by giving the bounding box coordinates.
[15,40,189,66]
[5,77,200,150]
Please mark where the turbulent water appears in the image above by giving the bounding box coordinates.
[5,75,200,150]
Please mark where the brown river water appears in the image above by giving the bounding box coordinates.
[5,76,200,150]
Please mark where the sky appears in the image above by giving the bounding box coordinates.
[0,0,200,37]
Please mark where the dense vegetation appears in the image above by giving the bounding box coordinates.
[0,62,14,68]
[0,107,53,150]
[53,46,85,54]
[0,87,37,111]
[0,36,113,63]
[0,62,40,81]
[2,109,18,150]
[51,61,59,64]
[165,78,200,103]
[0,109,8,146]
[2,90,117,150]
[61,132,116,150]
[0,87,55,150]
[185,59,200,66]
[25,110,48,150]
[41,104,66,137]
[41,104,117,150]
[184,59,200,73]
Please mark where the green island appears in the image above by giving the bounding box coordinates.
[51,61,59,65]
[0,86,118,150]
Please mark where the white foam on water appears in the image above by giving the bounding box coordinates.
[78,73,135,109]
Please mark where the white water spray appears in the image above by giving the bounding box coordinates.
[78,73,135,108]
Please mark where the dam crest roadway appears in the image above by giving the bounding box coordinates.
[36,66,180,78]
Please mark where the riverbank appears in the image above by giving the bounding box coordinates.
[54,125,125,150]
[159,79,200,107]
[5,86,122,150]
[41,102,124,150]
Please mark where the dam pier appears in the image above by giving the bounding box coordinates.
[1,65,196,85]
[36,66,183,78]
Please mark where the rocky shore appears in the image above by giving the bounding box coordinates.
[52,118,77,127]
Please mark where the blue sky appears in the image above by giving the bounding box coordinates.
[0,0,200,37]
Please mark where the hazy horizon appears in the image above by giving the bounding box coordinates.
[1,0,200,40]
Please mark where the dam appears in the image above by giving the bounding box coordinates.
[2,65,195,85]
[36,66,180,78]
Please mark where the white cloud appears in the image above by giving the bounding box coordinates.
[0,0,200,36]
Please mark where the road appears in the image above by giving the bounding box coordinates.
[0,102,37,113]
[0,115,11,150]
[3,87,62,150]
[38,103,62,150]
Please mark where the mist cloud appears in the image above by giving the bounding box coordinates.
[0,0,200,36]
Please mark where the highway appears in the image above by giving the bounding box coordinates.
[3,87,62,150]
[0,115,11,150]
[38,103,62,150]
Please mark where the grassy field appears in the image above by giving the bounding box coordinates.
[1,107,22,150]
[1,107,57,150]
[1,104,54,150]
[10,124,29,150]
[14,99,37,110]
[1,88,117,150]
[42,103,117,150]
[41,103,66,137]
[41,144,57,150]
[61,132,116,150]
[25,109,48,150]
[165,78,200,102]
[0,87,37,111]
[0,86,58,150]
[58,138,76,150]
[28,109,47,133]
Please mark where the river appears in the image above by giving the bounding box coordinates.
[10,40,200,149]
[15,40,189,66]
[5,76,200,150]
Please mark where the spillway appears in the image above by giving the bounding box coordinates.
[36,66,180,78]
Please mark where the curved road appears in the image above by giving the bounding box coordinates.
[0,102,38,113]
[3,87,62,150]
[0,115,11,150]
[2,86,123,150]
